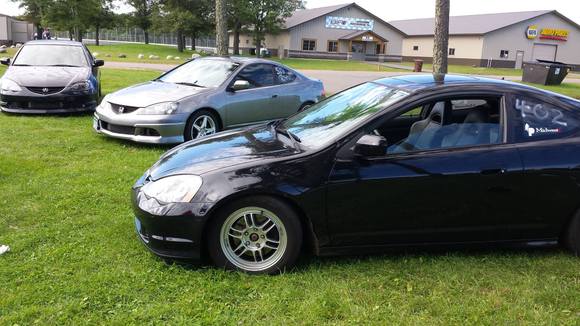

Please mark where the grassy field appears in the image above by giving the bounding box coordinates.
[87,43,196,64]
[1,66,579,324]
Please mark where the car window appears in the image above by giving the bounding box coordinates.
[235,64,276,88]
[510,95,580,142]
[380,97,502,154]
[12,44,89,67]
[274,66,296,84]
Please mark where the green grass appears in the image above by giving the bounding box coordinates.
[88,43,198,64]
[1,66,579,324]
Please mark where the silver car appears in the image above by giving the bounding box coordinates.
[93,57,324,144]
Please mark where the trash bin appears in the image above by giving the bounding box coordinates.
[413,59,423,72]
[522,60,570,85]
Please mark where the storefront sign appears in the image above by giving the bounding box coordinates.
[361,35,374,41]
[525,25,538,39]
[539,28,568,41]
[325,16,374,30]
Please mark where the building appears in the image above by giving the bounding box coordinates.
[0,13,34,46]
[229,3,406,61]
[391,10,580,69]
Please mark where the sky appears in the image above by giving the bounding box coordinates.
[1,0,579,24]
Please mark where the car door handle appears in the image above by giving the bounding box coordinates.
[480,168,506,175]
[272,94,278,98]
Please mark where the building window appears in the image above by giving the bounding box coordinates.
[302,39,316,51]
[245,39,249,44]
[449,48,455,55]
[327,40,338,52]
[500,50,509,58]
[413,45,419,51]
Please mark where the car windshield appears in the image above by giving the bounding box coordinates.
[281,83,409,148]
[12,44,88,67]
[158,59,239,88]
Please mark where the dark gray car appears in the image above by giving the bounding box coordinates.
[0,40,103,114]
[93,57,324,144]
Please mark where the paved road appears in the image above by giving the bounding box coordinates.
[104,61,580,94]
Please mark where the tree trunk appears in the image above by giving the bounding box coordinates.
[95,25,100,46]
[191,35,196,51]
[233,21,241,55]
[144,30,149,44]
[177,30,184,52]
[215,0,228,56]
[433,0,450,80]
[36,26,43,39]
[75,27,83,42]
[69,30,73,41]
[254,31,262,57]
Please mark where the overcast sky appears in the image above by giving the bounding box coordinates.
[1,0,579,24]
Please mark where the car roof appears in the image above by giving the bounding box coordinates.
[25,40,84,46]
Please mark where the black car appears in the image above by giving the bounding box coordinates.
[132,74,580,274]
[0,40,103,114]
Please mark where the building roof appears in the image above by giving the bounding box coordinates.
[390,10,579,36]
[283,2,406,35]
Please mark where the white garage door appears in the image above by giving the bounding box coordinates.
[532,44,557,61]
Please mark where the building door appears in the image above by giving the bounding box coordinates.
[515,50,524,69]
[532,44,557,61]
[350,41,366,61]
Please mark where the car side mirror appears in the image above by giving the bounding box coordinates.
[93,59,104,67]
[230,80,250,91]
[354,134,387,157]
[0,58,10,66]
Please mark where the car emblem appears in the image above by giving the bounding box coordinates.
[118,106,125,113]
[42,87,49,94]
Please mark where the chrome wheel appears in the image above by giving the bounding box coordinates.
[220,207,287,272]
[191,114,216,138]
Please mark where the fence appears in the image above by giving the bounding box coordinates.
[54,28,216,48]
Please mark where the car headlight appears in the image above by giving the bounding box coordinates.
[0,78,22,94]
[67,80,93,93]
[97,95,112,113]
[141,175,202,203]
[137,101,181,115]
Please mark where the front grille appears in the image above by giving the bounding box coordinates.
[26,86,65,95]
[1,94,95,111]
[101,121,136,135]
[110,103,139,114]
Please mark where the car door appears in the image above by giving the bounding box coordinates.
[270,65,302,118]
[326,93,525,247]
[223,63,278,127]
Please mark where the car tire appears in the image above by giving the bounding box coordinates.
[185,110,220,141]
[207,196,303,274]
[563,211,580,256]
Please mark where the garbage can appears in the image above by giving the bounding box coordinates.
[522,60,570,85]
[413,59,423,72]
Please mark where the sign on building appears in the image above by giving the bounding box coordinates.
[325,16,374,31]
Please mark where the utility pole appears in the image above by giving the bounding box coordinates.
[433,0,450,81]
[215,0,228,56]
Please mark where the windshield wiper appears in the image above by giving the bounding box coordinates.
[274,124,301,146]
[12,64,31,66]
[47,64,82,67]
[175,82,205,88]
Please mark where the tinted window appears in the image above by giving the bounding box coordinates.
[274,66,296,84]
[159,59,238,88]
[511,95,579,141]
[236,64,275,88]
[12,45,88,67]
[385,97,502,154]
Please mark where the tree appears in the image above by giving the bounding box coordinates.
[215,0,228,56]
[89,0,115,46]
[227,0,252,55]
[158,0,213,52]
[432,0,450,80]
[13,0,51,38]
[45,0,102,42]
[245,0,303,57]
[127,0,157,44]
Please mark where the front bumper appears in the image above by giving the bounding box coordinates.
[0,94,97,114]
[93,109,188,144]
[132,187,213,260]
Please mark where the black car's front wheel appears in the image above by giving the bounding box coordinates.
[563,210,580,256]
[185,110,220,141]
[207,196,303,274]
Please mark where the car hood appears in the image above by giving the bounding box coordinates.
[3,66,90,87]
[107,81,211,107]
[149,125,296,179]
